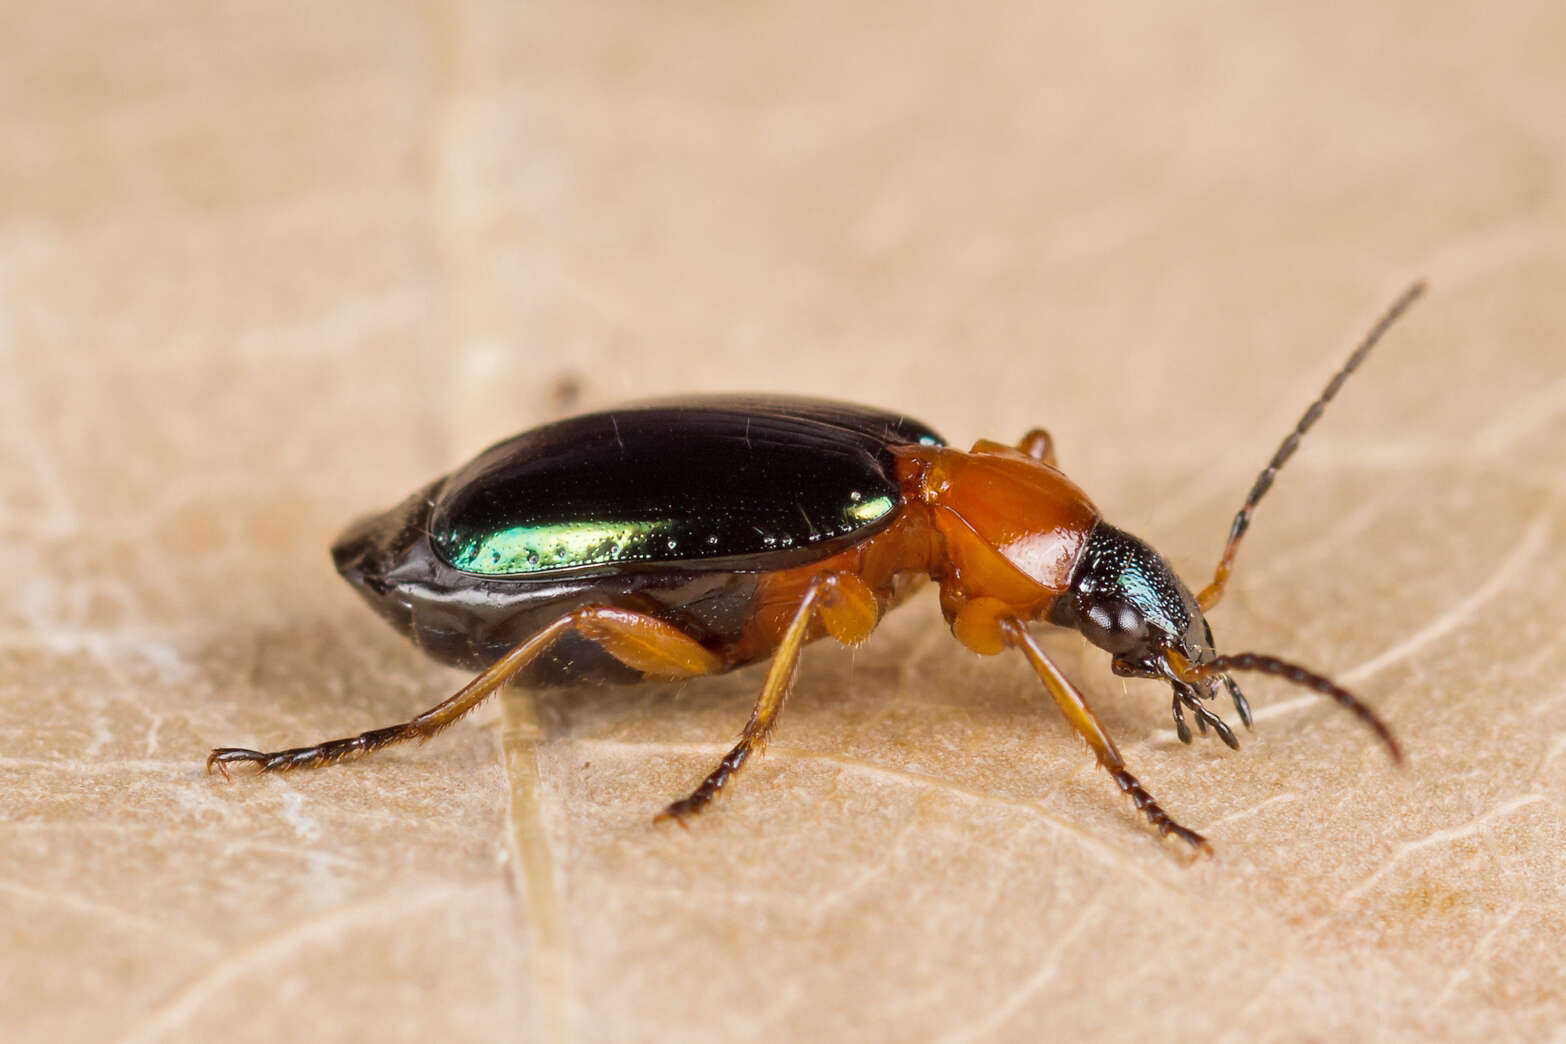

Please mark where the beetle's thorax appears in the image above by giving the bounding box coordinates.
[893,442,1100,655]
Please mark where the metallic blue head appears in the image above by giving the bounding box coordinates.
[1051,522,1215,675]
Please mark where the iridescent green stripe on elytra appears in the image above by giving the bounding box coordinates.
[446,494,895,575]
[449,520,674,574]
[846,493,894,524]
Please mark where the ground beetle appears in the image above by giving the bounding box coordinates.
[211,284,1423,851]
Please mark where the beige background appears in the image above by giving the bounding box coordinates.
[3,3,1563,1042]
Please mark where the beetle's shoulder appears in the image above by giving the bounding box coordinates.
[429,397,946,577]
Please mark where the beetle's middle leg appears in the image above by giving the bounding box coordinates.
[208,606,725,776]
[658,571,880,823]
[1016,427,1056,465]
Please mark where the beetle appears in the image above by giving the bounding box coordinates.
[209,283,1424,851]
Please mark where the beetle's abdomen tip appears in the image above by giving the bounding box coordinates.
[330,481,442,594]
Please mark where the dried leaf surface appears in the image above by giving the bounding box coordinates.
[2,4,1563,1042]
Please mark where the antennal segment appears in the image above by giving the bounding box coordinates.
[1192,652,1403,763]
[1197,281,1426,611]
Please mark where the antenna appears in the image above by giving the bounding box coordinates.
[1197,281,1427,611]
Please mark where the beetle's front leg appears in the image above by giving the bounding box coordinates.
[1002,620,1209,853]
[207,606,725,776]
[658,571,880,822]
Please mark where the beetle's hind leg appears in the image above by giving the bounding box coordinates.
[658,572,880,823]
[207,607,725,777]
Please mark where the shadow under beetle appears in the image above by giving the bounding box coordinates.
[211,284,1424,852]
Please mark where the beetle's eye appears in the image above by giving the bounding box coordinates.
[1081,601,1149,656]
